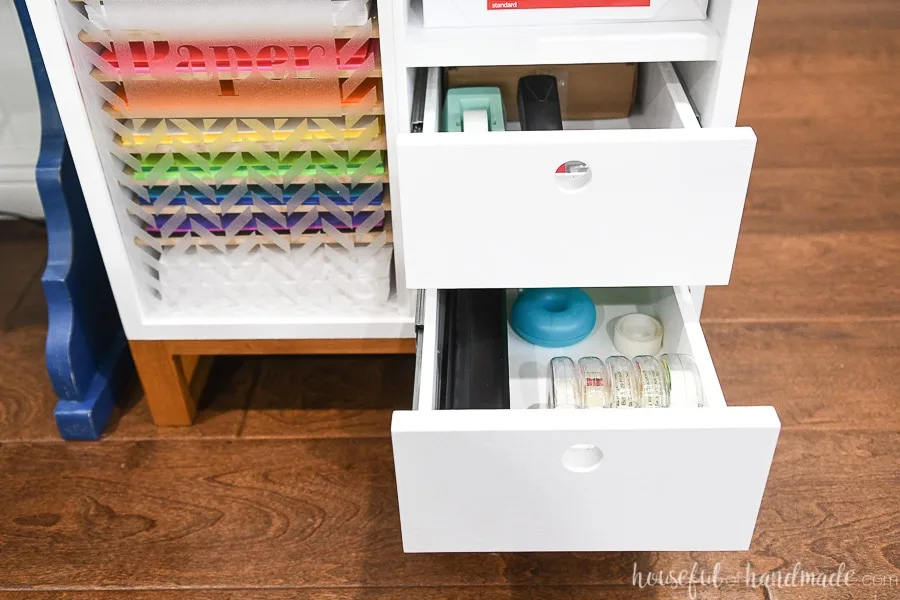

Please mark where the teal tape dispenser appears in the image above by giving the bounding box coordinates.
[441,87,506,132]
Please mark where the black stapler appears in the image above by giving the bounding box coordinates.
[517,74,564,131]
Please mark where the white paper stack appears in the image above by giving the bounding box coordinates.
[156,242,394,316]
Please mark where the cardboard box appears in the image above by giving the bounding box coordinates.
[421,0,708,28]
[447,63,637,121]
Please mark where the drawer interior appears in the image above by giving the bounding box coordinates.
[506,287,723,410]
[416,286,727,413]
[416,61,700,135]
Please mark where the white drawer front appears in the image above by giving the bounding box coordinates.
[396,63,757,289]
[391,288,780,553]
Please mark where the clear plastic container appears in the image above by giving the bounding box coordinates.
[604,356,639,408]
[662,353,705,407]
[548,356,581,409]
[577,357,609,409]
[633,355,670,408]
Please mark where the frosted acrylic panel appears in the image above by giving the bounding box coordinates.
[55,0,396,317]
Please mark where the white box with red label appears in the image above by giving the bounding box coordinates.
[419,0,709,28]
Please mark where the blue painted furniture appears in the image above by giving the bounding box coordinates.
[13,0,133,440]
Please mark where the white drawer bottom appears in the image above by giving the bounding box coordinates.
[392,287,780,552]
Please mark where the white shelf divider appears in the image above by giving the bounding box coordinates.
[402,5,721,68]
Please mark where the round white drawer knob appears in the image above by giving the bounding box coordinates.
[562,444,603,473]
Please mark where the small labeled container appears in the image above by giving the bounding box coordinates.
[633,355,670,408]
[604,356,639,408]
[548,357,581,409]
[577,357,609,408]
[662,353,705,407]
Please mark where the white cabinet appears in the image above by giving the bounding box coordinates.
[26,0,776,553]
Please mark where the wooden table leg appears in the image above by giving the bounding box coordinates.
[129,341,208,426]
[129,337,412,427]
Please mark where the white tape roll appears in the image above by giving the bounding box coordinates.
[548,357,581,409]
[462,109,490,133]
[633,355,669,408]
[614,313,664,357]
[662,353,705,408]
[577,357,609,408]
[605,356,639,408]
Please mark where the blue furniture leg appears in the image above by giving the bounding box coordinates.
[13,0,133,440]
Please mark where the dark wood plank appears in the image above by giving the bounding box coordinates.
[5,269,48,329]
[741,1,900,171]
[702,232,900,322]
[749,32,899,77]
[748,118,900,170]
[706,321,900,431]
[0,220,46,242]
[0,327,60,440]
[741,74,900,171]
[0,437,637,587]
[740,167,900,235]
[0,589,879,600]
[748,0,900,75]
[241,354,415,438]
[0,432,895,588]
[0,324,253,441]
[742,73,900,123]
[0,222,47,330]
[0,588,765,600]
[785,587,899,600]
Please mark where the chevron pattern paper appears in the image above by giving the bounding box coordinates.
[57,0,394,316]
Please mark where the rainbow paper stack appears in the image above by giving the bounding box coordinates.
[65,0,394,314]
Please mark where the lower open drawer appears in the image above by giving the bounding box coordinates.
[391,287,780,552]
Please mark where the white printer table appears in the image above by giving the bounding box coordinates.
[26,0,779,553]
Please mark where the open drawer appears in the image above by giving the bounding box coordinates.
[391,287,780,552]
[396,63,757,289]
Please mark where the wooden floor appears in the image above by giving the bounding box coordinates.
[1,1,899,597]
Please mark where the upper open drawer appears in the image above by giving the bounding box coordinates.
[395,62,756,290]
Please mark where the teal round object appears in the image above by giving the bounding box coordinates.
[510,289,596,348]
